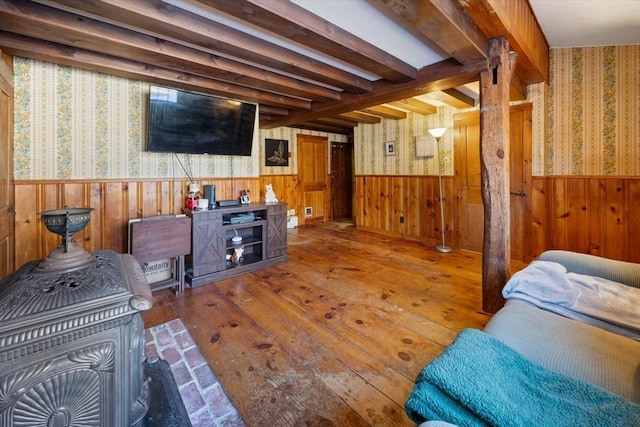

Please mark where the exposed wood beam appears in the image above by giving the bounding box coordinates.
[371,0,488,64]
[316,116,360,128]
[480,37,517,314]
[196,0,417,83]
[259,105,289,116]
[374,0,539,97]
[0,32,311,110]
[0,0,340,102]
[387,98,437,115]
[338,111,382,124]
[292,122,352,135]
[442,88,476,107]
[41,0,373,93]
[360,105,407,120]
[262,58,487,129]
[461,0,549,83]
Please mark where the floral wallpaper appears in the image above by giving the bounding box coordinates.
[546,45,639,175]
[12,57,348,181]
[354,106,456,176]
[13,45,639,180]
[13,57,259,180]
[354,83,546,176]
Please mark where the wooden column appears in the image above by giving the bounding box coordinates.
[479,37,517,313]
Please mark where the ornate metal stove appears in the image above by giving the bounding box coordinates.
[0,208,153,426]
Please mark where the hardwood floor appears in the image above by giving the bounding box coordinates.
[142,221,524,426]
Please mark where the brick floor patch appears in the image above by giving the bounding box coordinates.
[146,319,246,427]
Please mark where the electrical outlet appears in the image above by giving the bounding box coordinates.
[400,216,404,224]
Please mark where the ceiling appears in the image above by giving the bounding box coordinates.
[0,0,637,135]
[529,0,640,48]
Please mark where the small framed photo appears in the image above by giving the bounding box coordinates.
[384,141,396,156]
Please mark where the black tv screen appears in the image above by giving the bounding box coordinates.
[147,85,257,156]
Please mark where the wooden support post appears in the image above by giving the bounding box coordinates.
[479,37,517,314]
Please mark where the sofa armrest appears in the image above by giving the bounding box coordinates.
[537,250,640,289]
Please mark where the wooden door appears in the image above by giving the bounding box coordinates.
[298,134,328,225]
[330,141,353,220]
[454,104,532,262]
[0,53,14,276]
[456,117,484,253]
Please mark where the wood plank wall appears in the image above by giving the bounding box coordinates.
[532,176,640,263]
[259,175,300,215]
[14,178,261,268]
[355,175,452,244]
[12,175,640,270]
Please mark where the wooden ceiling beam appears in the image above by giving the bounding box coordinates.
[0,31,311,110]
[262,58,487,129]
[290,122,352,135]
[41,0,373,93]
[371,0,489,65]
[196,0,417,83]
[359,105,407,120]
[387,98,437,115]
[0,1,340,102]
[259,105,289,116]
[460,0,549,83]
[442,88,476,107]
[316,117,360,128]
[338,111,382,124]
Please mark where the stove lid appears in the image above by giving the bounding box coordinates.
[0,250,135,322]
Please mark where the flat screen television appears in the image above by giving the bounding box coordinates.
[147,85,257,156]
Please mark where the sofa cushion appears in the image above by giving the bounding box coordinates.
[484,299,640,404]
[538,250,640,289]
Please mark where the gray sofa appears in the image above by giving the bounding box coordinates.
[407,250,640,426]
[484,250,640,404]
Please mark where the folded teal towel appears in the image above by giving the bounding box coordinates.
[405,329,640,427]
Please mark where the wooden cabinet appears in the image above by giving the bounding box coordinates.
[184,203,287,287]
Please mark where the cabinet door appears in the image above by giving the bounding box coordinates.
[191,211,225,276]
[266,203,287,259]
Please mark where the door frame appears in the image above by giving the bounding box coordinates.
[329,140,354,221]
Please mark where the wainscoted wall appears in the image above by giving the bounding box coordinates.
[531,177,640,263]
[355,176,453,245]
[14,178,260,267]
[11,58,344,267]
[10,47,640,267]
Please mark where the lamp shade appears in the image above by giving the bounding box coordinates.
[428,127,447,138]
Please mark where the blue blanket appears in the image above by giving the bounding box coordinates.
[405,329,640,427]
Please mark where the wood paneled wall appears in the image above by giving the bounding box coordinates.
[259,175,300,215]
[14,178,261,268]
[355,175,453,244]
[531,176,640,262]
[354,175,639,263]
[13,175,640,270]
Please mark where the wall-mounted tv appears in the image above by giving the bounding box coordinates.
[147,85,257,156]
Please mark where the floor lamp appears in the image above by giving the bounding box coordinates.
[428,127,451,253]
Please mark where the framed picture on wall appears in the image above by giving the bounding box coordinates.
[265,138,289,166]
[385,141,396,156]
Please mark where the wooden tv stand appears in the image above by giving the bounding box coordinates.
[183,202,288,287]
